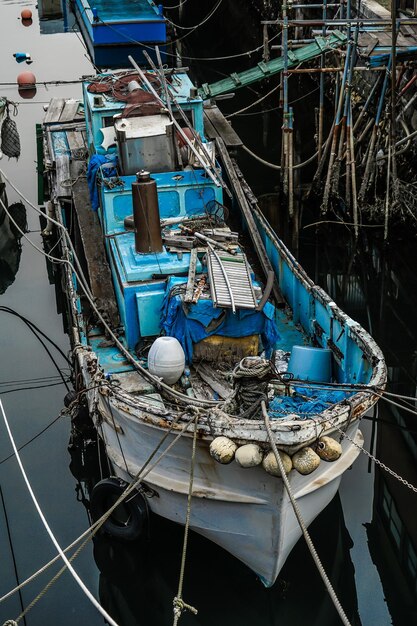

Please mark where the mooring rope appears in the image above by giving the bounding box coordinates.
[173,414,199,625]
[0,409,195,613]
[0,399,121,626]
[261,401,352,626]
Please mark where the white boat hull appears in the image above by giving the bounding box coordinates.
[92,388,362,587]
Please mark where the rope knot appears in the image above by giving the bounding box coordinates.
[173,597,198,618]
[3,620,19,626]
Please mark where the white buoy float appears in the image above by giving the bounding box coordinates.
[148,336,185,385]
[209,437,237,464]
[262,450,292,477]
[235,443,263,468]
[292,446,321,475]
[315,436,342,461]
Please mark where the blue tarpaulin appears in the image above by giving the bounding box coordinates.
[161,277,280,363]
[87,154,118,211]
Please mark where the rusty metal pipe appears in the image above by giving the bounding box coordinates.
[132,170,163,254]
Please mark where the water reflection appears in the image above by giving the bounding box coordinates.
[300,224,417,622]
[0,180,25,294]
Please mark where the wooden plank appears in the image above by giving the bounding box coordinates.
[72,177,120,328]
[203,110,220,141]
[184,248,198,303]
[204,105,242,148]
[55,154,71,198]
[59,99,80,123]
[198,31,347,98]
[47,122,86,133]
[215,137,284,306]
[44,98,65,124]
[66,129,86,159]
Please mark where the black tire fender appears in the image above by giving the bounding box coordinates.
[90,477,148,541]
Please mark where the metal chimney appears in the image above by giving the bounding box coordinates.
[131,170,163,254]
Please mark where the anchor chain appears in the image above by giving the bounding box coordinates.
[337,426,417,493]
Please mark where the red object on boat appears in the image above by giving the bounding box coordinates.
[20,8,32,19]
[17,71,36,89]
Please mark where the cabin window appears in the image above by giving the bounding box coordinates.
[101,116,115,128]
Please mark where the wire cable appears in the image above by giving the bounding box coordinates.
[165,0,223,30]
[0,399,121,626]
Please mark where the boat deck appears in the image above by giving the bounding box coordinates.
[72,0,167,67]
[41,97,307,382]
[83,0,162,22]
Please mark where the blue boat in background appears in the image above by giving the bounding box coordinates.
[72,0,167,67]
[38,51,386,587]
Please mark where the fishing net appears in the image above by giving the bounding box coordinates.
[1,103,21,159]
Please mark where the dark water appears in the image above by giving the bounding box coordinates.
[0,2,416,625]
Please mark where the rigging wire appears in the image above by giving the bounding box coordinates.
[165,0,223,30]
[94,16,282,62]
[0,411,194,608]
[0,414,62,466]
[0,399,121,626]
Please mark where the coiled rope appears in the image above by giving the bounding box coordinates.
[229,357,272,418]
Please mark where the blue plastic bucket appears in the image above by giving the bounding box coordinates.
[287,345,332,382]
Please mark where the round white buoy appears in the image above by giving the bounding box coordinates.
[209,437,237,464]
[262,450,292,477]
[292,446,321,475]
[315,436,342,461]
[148,336,185,385]
[235,443,263,468]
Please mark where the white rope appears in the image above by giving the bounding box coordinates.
[261,401,352,626]
[0,399,121,626]
[0,414,194,607]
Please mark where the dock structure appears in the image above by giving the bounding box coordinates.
[193,0,417,241]
[42,98,120,329]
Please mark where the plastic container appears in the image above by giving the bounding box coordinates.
[148,336,185,385]
[287,345,332,382]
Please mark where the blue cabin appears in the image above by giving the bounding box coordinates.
[84,72,228,353]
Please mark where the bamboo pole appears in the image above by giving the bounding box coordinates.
[358,55,392,202]
[282,0,289,197]
[345,116,352,211]
[390,0,398,205]
[321,39,351,213]
[353,73,383,134]
[349,102,359,240]
[384,143,391,240]
[288,107,294,219]
[318,0,327,162]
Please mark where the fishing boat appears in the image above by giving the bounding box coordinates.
[72,0,167,68]
[39,58,386,587]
